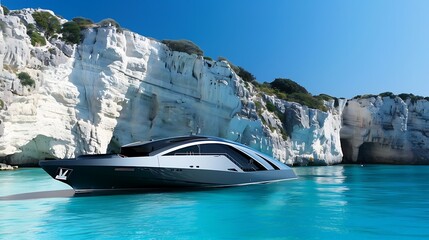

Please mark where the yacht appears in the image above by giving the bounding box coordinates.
[39,135,297,192]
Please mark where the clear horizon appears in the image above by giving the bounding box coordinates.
[3,0,429,99]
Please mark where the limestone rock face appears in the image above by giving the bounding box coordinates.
[261,96,346,165]
[341,96,429,164]
[0,9,345,166]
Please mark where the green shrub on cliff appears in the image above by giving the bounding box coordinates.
[1,5,10,15]
[72,17,94,30]
[61,21,81,44]
[315,94,340,107]
[353,92,428,103]
[162,39,203,56]
[353,94,378,99]
[32,11,61,37]
[254,101,262,115]
[236,66,256,83]
[18,72,35,87]
[217,56,228,62]
[379,92,395,98]
[98,18,122,32]
[270,78,308,95]
[216,57,256,83]
[266,101,276,112]
[0,99,4,110]
[287,92,327,111]
[27,25,46,46]
[398,93,425,103]
[254,78,326,111]
[315,94,334,101]
[30,31,46,46]
[217,57,239,73]
[256,82,277,95]
[26,24,46,46]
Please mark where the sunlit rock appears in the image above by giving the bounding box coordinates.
[341,96,429,164]
[0,8,346,166]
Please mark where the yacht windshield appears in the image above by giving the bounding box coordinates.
[120,136,209,157]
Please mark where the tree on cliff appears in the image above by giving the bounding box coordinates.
[61,21,81,44]
[162,39,203,56]
[72,17,94,30]
[32,11,61,37]
[270,78,309,95]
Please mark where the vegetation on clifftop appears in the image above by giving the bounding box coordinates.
[254,78,328,111]
[353,92,429,103]
[1,5,10,15]
[162,39,204,56]
[61,21,81,44]
[270,78,309,95]
[234,66,256,83]
[72,17,94,30]
[6,7,339,113]
[217,57,256,84]
[26,11,121,46]
[32,11,61,38]
[218,57,329,112]
[98,18,122,33]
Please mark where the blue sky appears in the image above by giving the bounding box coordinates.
[4,0,429,98]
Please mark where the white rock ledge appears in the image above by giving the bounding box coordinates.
[0,163,18,170]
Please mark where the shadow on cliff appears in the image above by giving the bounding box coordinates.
[340,138,354,164]
[340,138,429,164]
[105,83,157,153]
[2,134,61,166]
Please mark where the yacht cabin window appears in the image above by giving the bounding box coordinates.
[165,143,267,171]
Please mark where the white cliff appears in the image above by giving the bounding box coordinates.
[341,96,429,164]
[0,8,345,166]
[260,95,346,165]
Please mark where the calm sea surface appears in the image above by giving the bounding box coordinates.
[1,165,428,239]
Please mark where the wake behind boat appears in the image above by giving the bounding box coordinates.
[39,135,297,193]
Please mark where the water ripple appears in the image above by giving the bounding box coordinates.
[1,165,429,239]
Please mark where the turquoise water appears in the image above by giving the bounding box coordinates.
[1,165,428,239]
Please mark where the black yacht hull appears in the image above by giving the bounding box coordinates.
[39,161,296,192]
[39,135,298,193]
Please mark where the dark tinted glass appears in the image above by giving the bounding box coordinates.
[200,144,266,171]
[257,154,280,170]
[120,144,153,157]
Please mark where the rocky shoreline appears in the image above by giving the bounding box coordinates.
[0,163,18,170]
